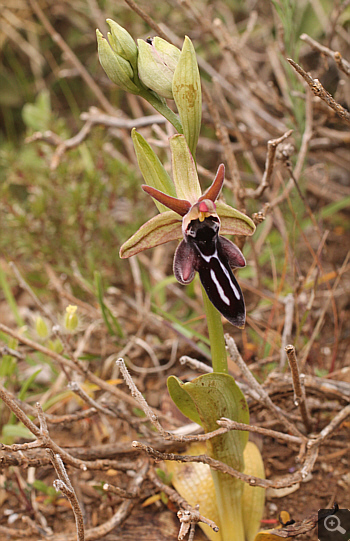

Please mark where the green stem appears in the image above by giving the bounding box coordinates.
[201,284,228,374]
[139,89,183,134]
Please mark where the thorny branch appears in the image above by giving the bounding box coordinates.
[0,386,149,540]
[225,335,307,441]
[47,461,149,541]
[0,385,137,472]
[0,323,158,412]
[133,401,350,493]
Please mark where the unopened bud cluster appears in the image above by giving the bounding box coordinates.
[96,19,181,99]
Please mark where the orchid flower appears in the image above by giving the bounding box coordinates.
[120,134,255,327]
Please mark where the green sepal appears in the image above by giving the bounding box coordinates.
[132,129,177,212]
[216,201,256,236]
[170,134,201,203]
[172,36,202,158]
[119,211,182,258]
[167,375,202,426]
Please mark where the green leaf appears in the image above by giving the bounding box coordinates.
[320,196,350,218]
[33,480,56,495]
[2,423,36,440]
[172,36,202,158]
[0,266,25,327]
[0,354,17,378]
[167,375,202,426]
[22,89,51,131]
[131,129,176,212]
[155,467,172,485]
[177,373,250,541]
[94,271,124,338]
[182,373,249,465]
[18,369,42,401]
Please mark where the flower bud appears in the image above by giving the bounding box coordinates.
[48,338,64,354]
[106,19,138,72]
[35,316,49,339]
[64,305,79,332]
[96,29,140,94]
[137,37,180,99]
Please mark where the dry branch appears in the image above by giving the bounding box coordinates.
[285,345,312,433]
[300,33,350,76]
[225,335,306,440]
[245,129,294,199]
[287,58,350,125]
[47,461,149,541]
[132,441,319,490]
[0,323,153,411]
[49,451,85,541]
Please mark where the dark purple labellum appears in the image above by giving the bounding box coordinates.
[173,217,246,328]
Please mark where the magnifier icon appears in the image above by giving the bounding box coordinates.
[324,515,346,534]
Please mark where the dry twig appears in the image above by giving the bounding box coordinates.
[287,58,350,125]
[29,0,116,115]
[103,483,139,499]
[225,335,306,440]
[0,323,148,410]
[285,345,312,433]
[49,450,85,541]
[132,440,318,490]
[67,382,117,418]
[245,129,294,199]
[279,293,295,370]
[300,33,350,76]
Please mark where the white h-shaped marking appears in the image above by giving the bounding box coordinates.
[199,249,240,301]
